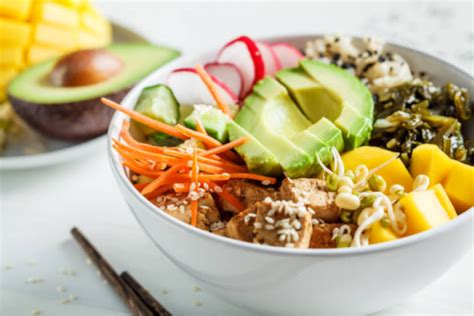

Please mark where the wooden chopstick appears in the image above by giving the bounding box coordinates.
[71,227,157,316]
[121,271,172,316]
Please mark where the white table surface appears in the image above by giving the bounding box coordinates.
[1,1,473,315]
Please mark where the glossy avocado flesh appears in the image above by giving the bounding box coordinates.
[277,60,373,149]
[8,43,179,140]
[236,78,314,178]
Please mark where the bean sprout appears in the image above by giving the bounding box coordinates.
[316,152,335,176]
[331,147,345,177]
[413,174,430,192]
[352,205,384,247]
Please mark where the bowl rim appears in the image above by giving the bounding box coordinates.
[108,34,474,257]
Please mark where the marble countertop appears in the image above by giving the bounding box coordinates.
[1,1,473,315]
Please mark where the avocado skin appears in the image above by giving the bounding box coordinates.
[9,88,128,141]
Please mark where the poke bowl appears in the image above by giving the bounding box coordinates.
[107,35,474,315]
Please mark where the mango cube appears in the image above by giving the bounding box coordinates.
[77,29,109,48]
[342,146,413,192]
[0,17,31,46]
[27,44,66,65]
[0,46,24,68]
[0,67,18,101]
[442,161,474,213]
[401,186,456,236]
[369,221,399,244]
[32,22,77,50]
[32,1,80,28]
[411,144,454,186]
[81,8,110,36]
[0,0,32,20]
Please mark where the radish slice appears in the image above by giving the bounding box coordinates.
[167,68,238,106]
[257,42,281,76]
[217,36,265,97]
[204,62,244,98]
[270,43,304,69]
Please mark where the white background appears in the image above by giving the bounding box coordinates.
[1,1,473,315]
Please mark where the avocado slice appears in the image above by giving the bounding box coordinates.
[183,104,238,143]
[8,43,179,140]
[276,61,373,149]
[290,118,345,175]
[236,78,314,178]
[227,121,282,176]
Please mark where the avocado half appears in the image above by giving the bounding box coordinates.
[8,43,179,140]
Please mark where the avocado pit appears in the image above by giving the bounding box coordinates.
[49,48,124,87]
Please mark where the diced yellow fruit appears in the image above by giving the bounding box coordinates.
[0,0,32,20]
[32,22,77,50]
[401,188,453,235]
[0,67,18,101]
[0,46,24,68]
[27,44,66,65]
[342,146,413,192]
[77,29,109,48]
[0,67,18,86]
[32,0,80,28]
[431,184,457,219]
[442,161,474,213]
[411,144,454,186]
[0,17,31,46]
[81,8,110,36]
[369,221,399,244]
[57,0,89,8]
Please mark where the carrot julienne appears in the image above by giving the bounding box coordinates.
[190,148,199,227]
[200,137,248,157]
[194,64,233,117]
[101,97,187,139]
[142,164,184,195]
[206,180,245,213]
[228,173,276,184]
[195,118,208,135]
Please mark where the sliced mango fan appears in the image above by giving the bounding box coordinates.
[101,64,277,226]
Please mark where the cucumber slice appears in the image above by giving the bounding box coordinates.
[134,84,180,135]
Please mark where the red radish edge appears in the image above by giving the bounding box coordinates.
[168,68,238,102]
[217,36,265,97]
[204,62,244,98]
[270,42,304,58]
[259,42,282,72]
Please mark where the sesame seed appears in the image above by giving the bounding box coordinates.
[265,224,275,230]
[265,216,274,224]
[253,222,262,229]
[214,186,223,193]
[262,180,271,186]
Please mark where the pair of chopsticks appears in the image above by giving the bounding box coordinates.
[71,227,171,316]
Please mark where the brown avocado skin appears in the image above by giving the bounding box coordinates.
[9,88,129,141]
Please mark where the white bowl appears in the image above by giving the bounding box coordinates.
[108,35,474,315]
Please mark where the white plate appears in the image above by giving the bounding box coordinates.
[0,23,149,170]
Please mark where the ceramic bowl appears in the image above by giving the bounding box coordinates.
[108,35,474,315]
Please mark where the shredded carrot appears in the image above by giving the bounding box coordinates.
[190,147,199,226]
[146,184,174,200]
[101,98,187,139]
[190,200,198,227]
[123,161,163,178]
[195,118,208,135]
[161,148,247,172]
[120,121,166,154]
[133,183,148,190]
[175,125,241,162]
[194,64,232,117]
[228,173,277,184]
[200,137,248,157]
[142,164,184,195]
[206,180,245,212]
[113,139,181,166]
